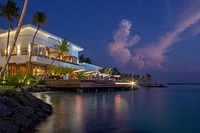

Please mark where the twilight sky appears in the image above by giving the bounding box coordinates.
[1,0,200,82]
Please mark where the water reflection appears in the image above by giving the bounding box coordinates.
[114,94,129,119]
[33,86,200,133]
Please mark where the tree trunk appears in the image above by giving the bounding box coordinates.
[6,21,11,58]
[0,0,29,79]
[23,26,40,82]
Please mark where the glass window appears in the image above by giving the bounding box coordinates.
[72,56,77,64]
[12,47,17,55]
[1,48,7,56]
[39,47,45,55]
[20,47,28,55]
[33,46,39,55]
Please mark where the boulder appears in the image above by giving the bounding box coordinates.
[35,111,47,119]
[0,96,20,108]
[15,105,34,117]
[0,121,19,133]
[0,103,11,117]
[12,114,33,127]
[30,113,42,123]
[40,103,53,114]
[24,93,36,101]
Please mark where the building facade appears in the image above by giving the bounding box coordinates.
[0,24,101,75]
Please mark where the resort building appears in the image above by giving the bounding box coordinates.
[0,24,102,75]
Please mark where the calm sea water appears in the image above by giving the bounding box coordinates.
[33,85,200,133]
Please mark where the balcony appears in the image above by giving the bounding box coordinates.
[31,53,83,70]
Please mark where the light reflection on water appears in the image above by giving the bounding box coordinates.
[33,86,200,133]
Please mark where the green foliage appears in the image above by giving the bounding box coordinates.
[50,65,62,76]
[79,54,92,64]
[33,12,46,27]
[100,68,112,75]
[77,71,86,80]
[0,85,16,94]
[0,0,20,22]
[64,66,74,77]
[4,74,24,87]
[84,72,96,79]
[55,39,70,55]
[24,74,37,84]
[112,68,121,75]
[146,73,152,86]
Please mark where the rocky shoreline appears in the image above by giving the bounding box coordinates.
[21,85,51,92]
[0,91,53,133]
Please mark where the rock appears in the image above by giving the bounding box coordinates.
[12,114,33,127]
[0,103,11,117]
[25,93,36,101]
[15,105,34,117]
[0,96,20,108]
[30,113,42,123]
[0,92,53,132]
[0,121,19,133]
[35,111,47,119]
[40,103,53,114]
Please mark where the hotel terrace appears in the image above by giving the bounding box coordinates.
[0,24,102,76]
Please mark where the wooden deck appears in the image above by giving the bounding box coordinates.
[45,80,132,92]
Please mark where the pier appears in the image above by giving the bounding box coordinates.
[45,80,134,92]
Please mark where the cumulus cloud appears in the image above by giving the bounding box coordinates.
[133,0,200,70]
[108,0,200,71]
[108,19,141,65]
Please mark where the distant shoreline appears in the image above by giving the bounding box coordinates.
[167,83,200,85]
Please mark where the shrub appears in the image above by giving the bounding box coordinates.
[4,74,24,87]
[24,74,37,85]
[0,85,16,94]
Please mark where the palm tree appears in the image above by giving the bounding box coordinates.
[77,71,86,80]
[0,0,29,79]
[50,39,70,66]
[79,54,92,64]
[49,65,62,76]
[79,54,85,63]
[100,68,112,75]
[85,57,92,64]
[23,12,46,81]
[146,73,152,87]
[0,0,20,58]
[37,39,70,82]
[64,66,74,78]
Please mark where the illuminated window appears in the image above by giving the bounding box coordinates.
[33,44,46,56]
[12,47,17,55]
[63,55,72,62]
[20,47,28,55]
[1,48,7,56]
[39,47,46,55]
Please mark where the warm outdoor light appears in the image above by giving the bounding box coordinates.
[130,81,135,85]
[27,81,30,85]
[17,45,20,55]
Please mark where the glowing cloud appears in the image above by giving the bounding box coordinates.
[133,0,200,70]
[108,19,140,65]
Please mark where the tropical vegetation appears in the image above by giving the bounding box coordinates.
[23,11,46,81]
[146,73,152,87]
[0,0,29,79]
[0,0,20,58]
[79,54,92,64]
